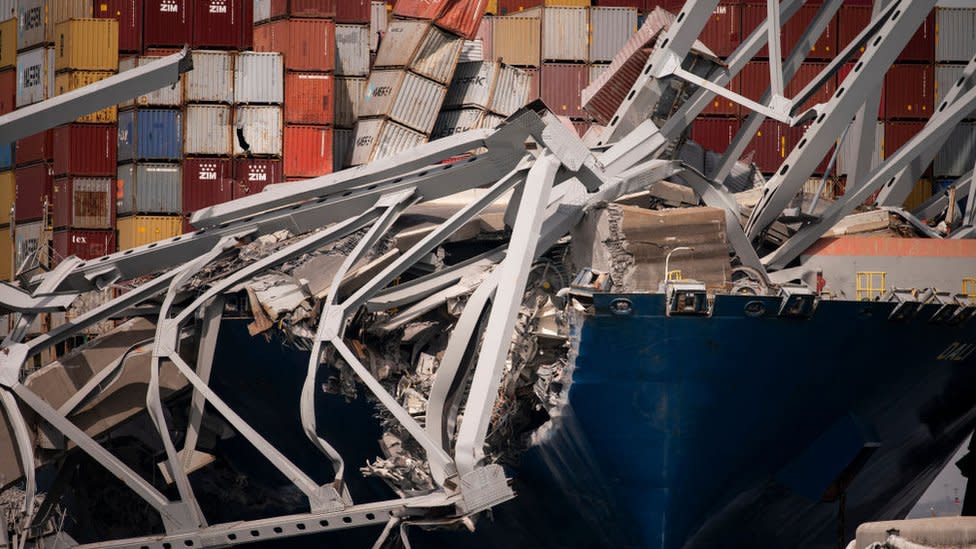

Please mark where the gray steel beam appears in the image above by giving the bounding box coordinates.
[0,283,76,314]
[3,256,82,346]
[913,171,971,220]
[181,297,223,469]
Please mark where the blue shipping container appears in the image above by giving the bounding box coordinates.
[118,109,183,162]
[0,143,13,170]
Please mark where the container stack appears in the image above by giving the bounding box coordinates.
[433,60,531,139]
[334,1,371,170]
[0,2,15,280]
[932,6,976,195]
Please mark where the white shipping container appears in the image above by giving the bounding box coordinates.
[185,50,234,103]
[235,52,283,104]
[445,61,495,110]
[375,22,463,85]
[489,64,530,116]
[16,0,44,50]
[935,122,976,177]
[14,220,42,273]
[335,76,365,128]
[936,8,976,63]
[374,20,427,67]
[836,122,883,177]
[184,105,233,156]
[590,7,638,63]
[351,118,426,166]
[432,108,489,140]
[360,70,446,134]
[235,105,283,156]
[335,24,370,77]
[0,0,14,20]
[334,128,353,172]
[119,56,184,107]
[589,63,610,85]
[254,0,271,23]
[460,40,484,63]
[15,46,54,107]
[936,64,966,106]
[370,0,388,52]
[541,7,589,62]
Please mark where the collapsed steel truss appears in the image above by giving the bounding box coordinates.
[2,1,975,546]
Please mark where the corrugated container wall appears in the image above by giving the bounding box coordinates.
[53,124,116,176]
[691,117,740,153]
[334,76,363,128]
[360,70,447,134]
[489,64,530,115]
[744,3,836,60]
[234,106,282,156]
[16,46,54,107]
[271,0,336,19]
[0,0,13,21]
[432,108,490,139]
[590,7,638,64]
[375,22,462,85]
[184,105,233,156]
[54,19,119,72]
[17,0,45,50]
[284,125,332,177]
[335,24,370,77]
[333,129,352,172]
[497,0,590,14]
[48,0,92,42]
[117,109,183,162]
[117,215,182,251]
[143,0,191,48]
[182,158,234,212]
[52,177,114,229]
[192,0,247,49]
[747,120,792,174]
[14,163,51,221]
[700,2,741,58]
[492,16,540,67]
[235,52,283,104]
[836,122,883,178]
[934,122,976,177]
[16,129,52,165]
[459,40,483,63]
[286,72,333,124]
[336,0,370,23]
[370,1,387,52]
[53,229,115,261]
[445,61,495,110]
[55,71,117,123]
[351,118,426,166]
[0,170,11,225]
[898,10,935,62]
[838,5,870,59]
[392,0,445,20]
[119,56,183,107]
[185,50,233,103]
[936,8,976,63]
[436,0,489,39]
[936,64,970,111]
[884,64,934,119]
[540,63,587,118]
[0,69,13,114]
[95,0,143,53]
[117,162,182,215]
[0,142,11,169]
[254,18,335,72]
[254,0,271,24]
[234,158,282,196]
[475,15,493,61]
[540,7,588,62]
[0,18,15,69]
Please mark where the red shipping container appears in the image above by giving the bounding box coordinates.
[52,177,115,229]
[284,126,333,177]
[0,69,14,115]
[270,0,336,18]
[182,158,235,213]
[699,2,741,58]
[884,121,930,173]
[744,119,792,173]
[787,62,836,116]
[691,118,741,153]
[540,63,588,119]
[14,164,53,222]
[53,229,116,261]
[336,0,370,23]
[583,46,651,126]
[436,0,490,39]
[16,130,54,167]
[837,5,870,59]
[240,0,253,50]
[884,64,933,119]
[234,158,283,197]
[838,61,883,117]
[285,72,334,125]
[394,0,448,20]
[144,0,192,48]
[744,3,837,60]
[53,124,117,177]
[702,74,740,116]
[898,10,934,62]
[192,0,246,49]
[254,19,335,72]
[94,0,143,53]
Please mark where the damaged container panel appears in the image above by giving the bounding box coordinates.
[284,125,333,178]
[335,24,370,77]
[184,105,233,157]
[52,229,115,261]
[370,1,387,52]
[490,64,530,115]
[182,157,234,213]
[116,162,182,215]
[350,118,426,166]
[118,109,183,162]
[117,215,182,250]
[185,50,234,104]
[286,72,334,125]
[233,158,282,197]
[375,22,463,85]
[432,108,490,139]
[119,56,184,108]
[234,106,283,157]
[360,70,447,134]
[436,0,489,39]
[235,52,283,104]
[53,124,117,177]
[52,177,114,229]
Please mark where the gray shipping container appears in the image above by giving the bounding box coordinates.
[15,46,54,107]
[235,52,283,104]
[16,0,44,50]
[351,118,426,166]
[489,64,530,116]
[590,7,638,63]
[334,128,353,172]
[254,0,271,24]
[589,63,610,84]
[234,105,283,156]
[460,40,484,63]
[336,24,370,77]
[936,8,976,63]
[119,56,184,108]
[445,61,495,110]
[836,122,883,177]
[539,7,589,63]
[375,20,427,68]
[185,50,234,104]
[116,162,182,215]
[935,122,976,177]
[360,70,447,134]
[335,76,365,128]
[184,104,233,156]
[370,0,387,52]
[936,64,966,106]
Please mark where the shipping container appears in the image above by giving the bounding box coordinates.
[582,48,648,126]
[374,20,428,67]
[0,0,11,19]
[432,108,491,139]
[884,121,930,178]
[52,228,114,260]
[884,64,934,120]
[285,72,333,124]
[699,2,741,58]
[445,61,495,110]
[47,0,92,42]
[835,121,883,178]
[0,225,10,280]
[524,66,539,101]
[787,62,837,116]
[334,75,363,128]
[936,8,976,63]
[184,104,232,156]
[16,0,44,50]
[0,142,11,170]
[497,0,589,14]
[117,109,183,162]
[15,128,51,165]
[233,158,282,196]
[53,124,116,176]
[360,70,447,134]
[254,18,335,72]
[337,0,370,23]
[333,128,352,172]
[54,70,117,123]
[539,7,588,62]
[489,63,530,115]
[370,1,387,52]
[590,7,638,63]
[375,22,463,85]
[540,63,587,118]
[934,122,976,177]
[117,215,181,250]
[460,39,484,63]
[13,220,42,272]
[701,74,739,117]
[745,119,792,174]
[393,0,446,20]
[119,56,184,107]
[838,5,870,59]
[0,18,15,69]
[182,157,234,212]
[284,125,333,177]
[15,46,54,107]
[436,0,490,39]
[14,162,52,221]
[838,61,883,117]
[0,67,13,113]
[475,14,493,61]
[117,162,181,215]
[234,105,282,156]
[691,117,740,153]
[192,0,246,49]
[185,50,234,103]
[936,64,972,117]
[270,0,336,19]
[899,9,935,62]
[0,169,12,224]
[94,0,143,53]
[235,52,283,104]
[144,0,192,48]
[336,24,370,77]
[52,177,114,229]
[743,3,837,60]
[492,15,540,66]
[54,19,119,72]
[350,118,426,166]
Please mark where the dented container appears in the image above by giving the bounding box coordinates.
[53,124,116,176]
[185,50,233,103]
[884,64,934,119]
[0,67,12,114]
[336,24,370,77]
[540,7,588,62]
[459,39,483,63]
[234,105,282,156]
[286,72,333,124]
[489,63,529,115]
[351,118,426,166]
[0,18,16,69]
[337,0,370,23]
[361,70,447,134]
[54,19,119,72]
[192,0,246,49]
[52,177,114,229]
[16,0,45,50]
[436,0,490,39]
[233,158,282,197]
[393,0,446,20]
[444,60,529,116]
[15,128,52,165]
[333,128,353,172]
[116,162,182,215]
[235,52,283,104]
[540,63,587,118]
[53,228,115,260]
[284,125,333,177]
[182,157,234,213]
[492,15,540,66]
[116,215,182,250]
[15,46,54,107]
[184,104,233,156]
[934,122,976,177]
[334,75,363,128]
[94,0,143,53]
[254,18,335,72]
[55,71,118,123]
[14,162,52,221]
[0,170,13,224]
[590,7,638,63]
[119,56,183,107]
[117,108,183,162]
[375,22,463,85]
[144,0,192,48]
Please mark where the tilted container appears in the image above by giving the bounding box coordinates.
[436,0,490,40]
[432,108,494,140]
[374,21,463,85]
[350,118,426,166]
[360,70,447,134]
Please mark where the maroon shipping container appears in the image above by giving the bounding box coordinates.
[284,72,333,124]
[240,0,253,50]
[144,0,191,48]
[837,5,870,59]
[14,164,53,222]
[884,120,928,163]
[53,229,116,261]
[744,119,792,173]
[336,0,370,23]
[436,0,490,40]
[52,177,115,229]
[182,158,235,213]
[53,124,117,177]
[16,130,54,167]
[787,62,836,115]
[898,9,934,62]
[192,0,246,49]
[234,158,283,197]
[0,69,15,115]
[884,64,933,119]
[254,18,335,72]
[583,46,650,126]
[838,61,883,117]
[540,63,588,119]
[699,2,741,58]
[284,126,333,177]
[744,3,837,60]
[95,0,143,53]
[702,74,740,116]
[691,118,741,153]
[270,0,336,18]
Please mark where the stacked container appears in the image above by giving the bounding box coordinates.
[434,60,530,139]
[0,8,15,278]
[334,1,371,170]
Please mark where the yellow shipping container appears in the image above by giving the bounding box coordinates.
[55,70,118,123]
[486,0,498,14]
[54,19,118,73]
[0,226,11,282]
[493,16,541,66]
[117,215,182,251]
[0,18,15,69]
[47,0,94,44]
[903,179,933,211]
[0,171,12,226]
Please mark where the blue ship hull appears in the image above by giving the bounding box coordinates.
[197,293,976,548]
